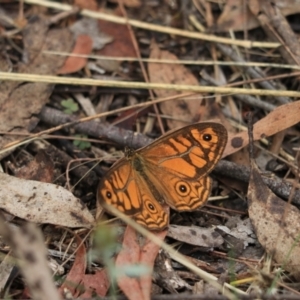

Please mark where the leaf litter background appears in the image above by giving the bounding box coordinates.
[1,0,300,299]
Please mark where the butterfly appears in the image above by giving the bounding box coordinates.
[97,122,227,230]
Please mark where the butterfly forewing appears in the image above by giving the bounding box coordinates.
[140,123,227,179]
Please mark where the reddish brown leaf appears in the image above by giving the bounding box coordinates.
[58,35,93,74]
[74,0,98,10]
[116,226,167,300]
[97,8,136,72]
[139,230,168,298]
[81,270,110,298]
[59,239,86,297]
[115,227,144,299]
[59,238,109,297]
[113,107,152,130]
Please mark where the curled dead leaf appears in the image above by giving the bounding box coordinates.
[247,161,300,279]
[223,100,300,157]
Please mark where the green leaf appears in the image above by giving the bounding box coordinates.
[73,134,91,150]
[61,98,79,114]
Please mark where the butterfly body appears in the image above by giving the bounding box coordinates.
[98,122,227,230]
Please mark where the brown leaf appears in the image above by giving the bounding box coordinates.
[223,100,300,158]
[248,0,300,18]
[58,35,93,74]
[215,0,300,32]
[59,239,86,297]
[97,7,136,72]
[116,227,144,299]
[15,150,54,183]
[215,0,259,32]
[81,271,110,298]
[70,17,113,50]
[113,107,152,130]
[0,16,73,159]
[74,0,98,10]
[60,240,109,297]
[148,40,203,129]
[22,20,74,75]
[115,226,167,300]
[247,161,300,279]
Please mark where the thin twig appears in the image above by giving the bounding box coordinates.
[1,72,300,97]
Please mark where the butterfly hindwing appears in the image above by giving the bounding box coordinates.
[98,158,169,230]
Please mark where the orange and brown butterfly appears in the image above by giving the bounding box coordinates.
[97,122,227,231]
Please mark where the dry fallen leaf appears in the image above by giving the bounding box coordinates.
[216,0,300,32]
[14,150,54,183]
[217,218,256,249]
[247,160,300,279]
[167,225,224,248]
[0,172,94,228]
[59,238,109,298]
[70,17,113,50]
[223,100,300,157]
[116,226,167,300]
[153,250,192,292]
[148,40,203,129]
[215,0,260,31]
[74,0,98,10]
[0,16,73,159]
[58,35,93,74]
[97,7,136,72]
[248,0,300,20]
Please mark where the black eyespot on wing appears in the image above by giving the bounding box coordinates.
[145,200,157,213]
[175,181,190,196]
[179,185,187,192]
[203,133,212,141]
[148,203,154,211]
[106,191,112,199]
